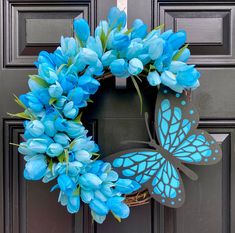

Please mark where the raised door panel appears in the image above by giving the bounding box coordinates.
[3,1,95,67]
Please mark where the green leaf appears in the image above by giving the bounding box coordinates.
[111,212,121,223]
[100,29,107,50]
[73,186,80,196]
[154,24,164,31]
[56,64,67,74]
[149,64,156,71]
[87,99,94,103]
[48,158,53,171]
[65,149,69,174]
[117,23,122,32]
[29,75,49,88]
[7,112,31,120]
[58,152,65,163]
[13,94,27,109]
[49,97,57,105]
[131,76,143,115]
[75,35,84,48]
[124,28,133,35]
[74,112,83,123]
[69,139,76,150]
[173,44,189,61]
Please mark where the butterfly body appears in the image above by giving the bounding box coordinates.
[106,87,222,208]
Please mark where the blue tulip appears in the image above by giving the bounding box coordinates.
[95,20,109,38]
[37,89,51,105]
[77,75,100,95]
[39,134,54,146]
[160,29,173,40]
[60,74,77,94]
[176,65,200,88]
[67,53,86,73]
[53,48,68,67]
[67,195,80,213]
[85,59,104,76]
[54,133,70,147]
[138,54,151,65]
[147,71,161,86]
[89,198,109,216]
[81,189,94,203]
[126,41,143,60]
[100,183,113,197]
[169,61,187,73]
[61,36,77,57]
[131,19,148,39]
[66,121,86,139]
[43,120,57,137]
[54,96,67,109]
[101,50,117,67]
[148,38,165,60]
[26,120,45,137]
[112,33,130,51]
[108,7,126,29]
[55,118,67,132]
[105,170,118,182]
[177,48,190,62]
[34,51,55,68]
[75,150,92,162]
[20,92,43,112]
[46,143,64,157]
[26,139,48,153]
[43,165,58,183]
[106,197,130,219]
[57,174,76,196]
[110,59,129,78]
[94,190,107,202]
[38,63,58,84]
[80,48,98,65]
[18,142,35,156]
[63,101,78,119]
[168,30,186,50]
[128,58,143,75]
[28,77,47,92]
[71,137,99,153]
[74,18,90,43]
[115,179,140,194]
[86,36,103,58]
[161,71,184,93]
[68,87,88,107]
[79,173,102,189]
[91,211,106,224]
[48,82,63,98]
[24,155,47,180]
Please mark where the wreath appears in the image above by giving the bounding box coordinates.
[10,7,221,224]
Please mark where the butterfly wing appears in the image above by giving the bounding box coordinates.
[106,148,185,207]
[155,87,222,165]
[172,130,222,165]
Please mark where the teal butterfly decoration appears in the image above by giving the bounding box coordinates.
[106,87,222,208]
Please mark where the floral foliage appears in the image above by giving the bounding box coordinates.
[13,7,200,223]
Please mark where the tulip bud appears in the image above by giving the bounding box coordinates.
[128,58,143,75]
[74,18,90,43]
[147,71,161,86]
[57,174,76,196]
[24,155,47,180]
[46,143,64,157]
[26,120,45,137]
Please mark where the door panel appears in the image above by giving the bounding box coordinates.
[0,1,234,233]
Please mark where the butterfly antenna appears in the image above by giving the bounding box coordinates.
[121,140,151,145]
[144,112,153,141]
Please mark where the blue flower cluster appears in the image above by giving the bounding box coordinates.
[15,6,199,223]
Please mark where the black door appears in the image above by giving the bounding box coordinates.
[0,1,235,233]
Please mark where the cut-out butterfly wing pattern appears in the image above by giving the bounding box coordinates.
[106,87,222,208]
